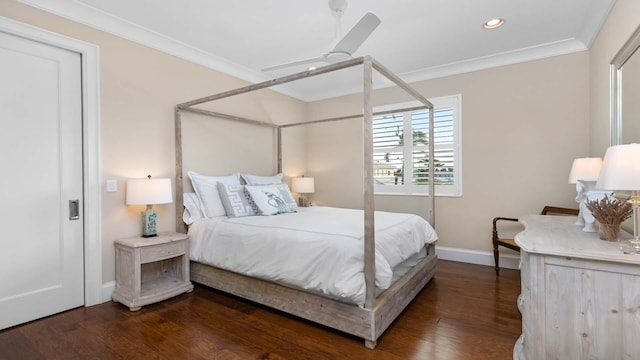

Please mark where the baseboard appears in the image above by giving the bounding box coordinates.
[101,281,115,304]
[435,246,520,270]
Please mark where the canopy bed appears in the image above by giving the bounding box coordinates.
[174,56,438,349]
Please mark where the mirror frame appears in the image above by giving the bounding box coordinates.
[610,25,640,145]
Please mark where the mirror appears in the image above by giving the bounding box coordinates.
[611,25,640,145]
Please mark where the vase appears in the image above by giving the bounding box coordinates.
[599,223,620,241]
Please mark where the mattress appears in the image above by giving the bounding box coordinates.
[188,206,438,306]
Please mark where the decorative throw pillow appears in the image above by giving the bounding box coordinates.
[182,192,204,225]
[241,173,283,185]
[272,183,297,211]
[217,182,257,217]
[245,184,296,215]
[188,171,241,217]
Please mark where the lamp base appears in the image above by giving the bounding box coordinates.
[141,205,158,238]
[298,194,309,207]
[619,239,640,255]
[576,184,610,233]
[621,195,640,254]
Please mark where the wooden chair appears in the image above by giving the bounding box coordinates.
[492,206,578,275]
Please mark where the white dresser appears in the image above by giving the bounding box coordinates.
[514,215,640,360]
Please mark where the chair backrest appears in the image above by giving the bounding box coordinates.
[540,206,579,216]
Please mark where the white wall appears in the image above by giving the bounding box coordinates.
[181,111,308,191]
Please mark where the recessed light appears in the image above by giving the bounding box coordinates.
[308,66,317,71]
[483,18,505,29]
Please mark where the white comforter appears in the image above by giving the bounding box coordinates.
[188,206,438,306]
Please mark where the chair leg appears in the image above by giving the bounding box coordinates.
[493,242,500,275]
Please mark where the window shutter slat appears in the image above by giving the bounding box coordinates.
[373,96,460,195]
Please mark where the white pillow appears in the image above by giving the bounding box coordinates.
[217,183,257,217]
[188,171,241,217]
[241,173,283,185]
[182,192,204,225]
[245,184,296,215]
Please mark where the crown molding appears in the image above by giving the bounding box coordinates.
[578,0,616,48]
[303,39,588,102]
[398,38,588,86]
[16,0,304,100]
[19,0,592,103]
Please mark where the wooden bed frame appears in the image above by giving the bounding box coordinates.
[175,56,437,348]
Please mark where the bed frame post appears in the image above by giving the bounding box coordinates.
[428,104,435,225]
[175,106,187,234]
[277,127,282,173]
[362,58,376,314]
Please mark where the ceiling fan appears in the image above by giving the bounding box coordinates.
[262,0,381,72]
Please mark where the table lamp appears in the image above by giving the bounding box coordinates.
[291,176,314,207]
[126,175,173,237]
[596,144,640,254]
[568,157,603,232]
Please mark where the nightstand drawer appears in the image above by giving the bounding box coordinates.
[140,241,185,263]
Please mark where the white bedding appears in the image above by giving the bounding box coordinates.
[188,206,438,306]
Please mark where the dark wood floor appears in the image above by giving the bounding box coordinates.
[0,260,521,360]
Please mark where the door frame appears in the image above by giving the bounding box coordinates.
[0,17,102,306]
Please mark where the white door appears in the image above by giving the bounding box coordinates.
[0,31,84,329]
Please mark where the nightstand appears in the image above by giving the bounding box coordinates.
[112,232,193,311]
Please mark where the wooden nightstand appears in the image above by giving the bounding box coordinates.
[112,232,193,311]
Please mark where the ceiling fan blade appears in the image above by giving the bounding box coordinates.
[331,12,381,54]
[262,56,326,72]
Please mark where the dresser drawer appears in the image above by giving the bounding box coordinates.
[140,241,185,263]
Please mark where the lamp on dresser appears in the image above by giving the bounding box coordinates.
[568,157,603,232]
[596,143,640,254]
[291,176,314,207]
[126,175,173,237]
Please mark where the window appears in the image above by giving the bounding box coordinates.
[372,95,461,196]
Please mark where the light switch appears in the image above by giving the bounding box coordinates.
[106,179,117,192]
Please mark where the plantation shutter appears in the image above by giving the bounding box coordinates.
[372,95,461,196]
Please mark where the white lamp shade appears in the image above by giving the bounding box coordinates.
[596,144,640,190]
[568,157,603,183]
[291,177,315,193]
[126,178,173,205]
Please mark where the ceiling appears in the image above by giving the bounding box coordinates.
[21,0,616,101]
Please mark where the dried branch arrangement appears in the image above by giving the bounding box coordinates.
[586,196,633,225]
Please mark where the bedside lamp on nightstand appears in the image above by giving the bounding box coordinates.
[292,176,314,207]
[126,175,172,237]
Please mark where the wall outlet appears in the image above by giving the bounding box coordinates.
[106,179,117,192]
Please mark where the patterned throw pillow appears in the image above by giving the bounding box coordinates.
[245,184,296,215]
[217,183,258,217]
[273,183,297,211]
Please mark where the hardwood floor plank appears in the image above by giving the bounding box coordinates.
[0,260,521,359]
[0,329,43,360]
